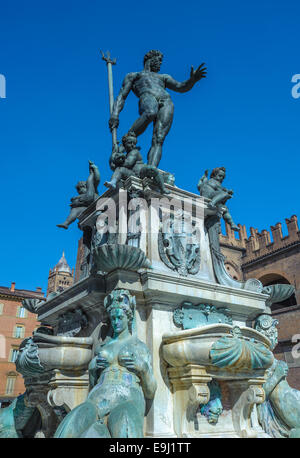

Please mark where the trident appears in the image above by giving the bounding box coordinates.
[101,50,117,148]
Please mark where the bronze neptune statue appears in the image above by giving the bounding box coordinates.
[54,289,157,438]
[109,50,207,168]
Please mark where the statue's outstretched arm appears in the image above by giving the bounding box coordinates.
[92,163,101,189]
[86,161,100,198]
[197,170,209,192]
[164,63,207,93]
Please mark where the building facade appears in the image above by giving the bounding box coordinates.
[0,252,74,407]
[0,282,45,407]
[220,215,300,388]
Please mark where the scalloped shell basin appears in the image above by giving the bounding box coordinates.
[162,324,273,376]
[34,333,93,372]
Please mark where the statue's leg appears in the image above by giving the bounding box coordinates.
[0,400,19,438]
[223,209,239,231]
[210,191,230,207]
[147,100,174,167]
[80,420,111,438]
[140,165,170,194]
[129,94,158,136]
[104,168,123,189]
[54,401,98,438]
[104,168,133,189]
[86,171,94,196]
[88,161,101,192]
[56,207,85,229]
[107,401,144,438]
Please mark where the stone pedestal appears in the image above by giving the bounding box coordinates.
[24,178,274,437]
[47,371,90,412]
[168,365,211,437]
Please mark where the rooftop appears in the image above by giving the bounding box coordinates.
[0,282,45,300]
[54,251,72,274]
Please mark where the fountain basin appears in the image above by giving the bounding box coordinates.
[33,333,93,373]
[162,324,274,378]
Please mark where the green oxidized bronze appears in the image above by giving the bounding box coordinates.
[210,326,273,371]
[92,243,151,273]
[0,394,39,438]
[54,289,157,438]
[173,302,232,330]
[200,380,223,425]
[15,337,45,379]
[254,315,300,438]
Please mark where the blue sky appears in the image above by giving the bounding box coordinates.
[0,0,299,293]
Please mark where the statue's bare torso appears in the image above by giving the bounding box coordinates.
[130,71,171,101]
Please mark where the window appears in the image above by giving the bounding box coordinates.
[13,325,25,339]
[9,348,19,363]
[5,376,16,395]
[16,306,27,318]
[0,303,4,315]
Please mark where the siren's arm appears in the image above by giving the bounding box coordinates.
[88,356,100,389]
[138,349,157,400]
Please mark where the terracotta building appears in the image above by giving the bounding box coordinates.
[0,282,45,407]
[0,252,74,407]
[220,215,300,389]
[74,239,85,284]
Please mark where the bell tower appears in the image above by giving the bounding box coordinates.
[47,251,74,296]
